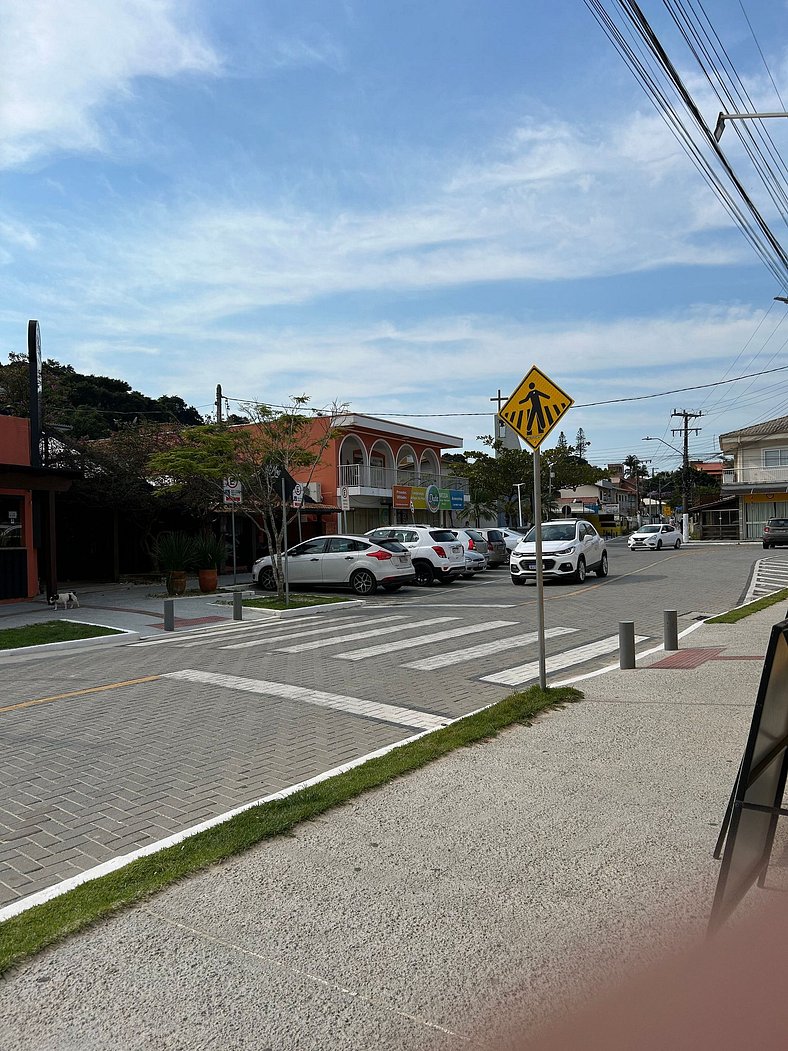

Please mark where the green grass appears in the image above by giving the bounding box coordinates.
[706,588,788,624]
[242,594,349,609]
[0,682,581,974]
[0,621,121,650]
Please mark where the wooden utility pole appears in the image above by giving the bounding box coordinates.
[671,409,702,538]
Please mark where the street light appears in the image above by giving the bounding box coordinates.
[513,482,526,529]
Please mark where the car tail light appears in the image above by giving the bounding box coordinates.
[366,550,392,560]
[468,538,475,549]
[432,546,446,558]
[765,526,771,532]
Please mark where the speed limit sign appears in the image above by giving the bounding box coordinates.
[292,482,304,508]
[340,485,350,511]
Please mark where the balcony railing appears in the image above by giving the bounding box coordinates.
[723,466,788,486]
[338,464,469,494]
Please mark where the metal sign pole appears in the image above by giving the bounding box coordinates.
[282,476,289,606]
[533,447,547,690]
[231,505,237,585]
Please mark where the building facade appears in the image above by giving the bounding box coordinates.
[720,415,788,540]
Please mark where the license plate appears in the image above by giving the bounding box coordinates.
[396,555,408,564]
[451,545,463,556]
[525,561,536,569]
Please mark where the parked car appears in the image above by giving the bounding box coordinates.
[462,549,488,578]
[450,528,490,560]
[627,523,682,551]
[762,518,788,548]
[510,519,608,585]
[365,526,465,586]
[252,534,415,595]
[480,527,522,561]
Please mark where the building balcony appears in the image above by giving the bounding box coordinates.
[722,466,788,490]
[338,464,469,495]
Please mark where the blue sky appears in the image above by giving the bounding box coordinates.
[1,0,788,474]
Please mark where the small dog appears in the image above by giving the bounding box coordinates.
[49,591,80,610]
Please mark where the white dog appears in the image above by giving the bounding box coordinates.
[49,591,80,610]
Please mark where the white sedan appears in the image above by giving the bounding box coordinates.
[252,535,416,594]
[628,524,682,551]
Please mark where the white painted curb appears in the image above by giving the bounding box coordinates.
[216,599,365,620]
[0,624,140,663]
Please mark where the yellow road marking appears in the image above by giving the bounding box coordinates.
[0,675,161,715]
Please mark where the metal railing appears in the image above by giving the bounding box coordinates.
[338,464,469,493]
[723,466,788,485]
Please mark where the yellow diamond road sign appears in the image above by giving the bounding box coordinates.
[498,365,574,450]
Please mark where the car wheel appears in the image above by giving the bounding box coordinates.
[259,567,276,590]
[382,583,402,592]
[413,561,434,586]
[656,539,662,550]
[763,542,770,549]
[596,551,608,578]
[574,558,586,584]
[674,538,681,549]
[350,568,377,595]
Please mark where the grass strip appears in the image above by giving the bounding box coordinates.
[707,588,788,624]
[0,621,120,650]
[0,683,580,974]
[241,595,348,609]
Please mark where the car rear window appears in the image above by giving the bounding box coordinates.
[429,530,460,542]
[465,529,485,542]
[487,530,503,542]
[376,540,407,553]
[768,520,788,527]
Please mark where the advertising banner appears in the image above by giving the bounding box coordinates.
[392,485,466,511]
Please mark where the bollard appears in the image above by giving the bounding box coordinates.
[233,591,243,621]
[163,599,175,632]
[619,621,636,670]
[664,609,678,651]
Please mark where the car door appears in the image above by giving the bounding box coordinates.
[286,538,327,584]
[582,523,603,566]
[321,537,369,584]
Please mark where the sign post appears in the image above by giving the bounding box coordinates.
[498,365,574,691]
[340,484,350,534]
[223,477,243,584]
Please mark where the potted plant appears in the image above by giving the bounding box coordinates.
[193,530,226,593]
[153,531,197,596]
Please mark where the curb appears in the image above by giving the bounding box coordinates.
[231,599,365,620]
[0,626,141,662]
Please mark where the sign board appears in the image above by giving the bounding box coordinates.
[292,482,304,509]
[710,620,788,931]
[498,365,574,450]
[392,485,465,511]
[223,476,243,505]
[340,485,350,511]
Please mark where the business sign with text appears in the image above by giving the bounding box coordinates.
[392,485,465,511]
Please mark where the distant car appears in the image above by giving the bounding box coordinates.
[481,527,525,557]
[510,519,608,585]
[628,524,682,551]
[462,549,488,578]
[252,534,415,595]
[450,528,490,560]
[364,526,465,585]
[762,518,788,548]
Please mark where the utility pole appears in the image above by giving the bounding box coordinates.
[671,409,702,541]
[216,384,223,424]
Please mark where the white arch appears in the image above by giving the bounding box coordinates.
[418,448,440,483]
[338,433,369,467]
[369,438,396,469]
[396,444,418,485]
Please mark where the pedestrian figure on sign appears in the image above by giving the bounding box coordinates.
[520,382,551,434]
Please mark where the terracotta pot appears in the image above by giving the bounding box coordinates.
[198,568,218,594]
[167,570,188,596]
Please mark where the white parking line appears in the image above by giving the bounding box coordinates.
[481,634,647,687]
[276,617,458,654]
[163,670,447,730]
[406,626,577,670]
[221,615,402,650]
[336,621,517,661]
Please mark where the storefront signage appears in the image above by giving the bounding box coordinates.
[392,485,465,511]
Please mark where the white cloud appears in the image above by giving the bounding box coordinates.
[0,0,221,168]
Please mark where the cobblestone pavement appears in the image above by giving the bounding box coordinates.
[0,543,772,910]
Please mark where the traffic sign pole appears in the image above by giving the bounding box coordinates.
[533,446,547,690]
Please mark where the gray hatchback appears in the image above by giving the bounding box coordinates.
[763,518,788,548]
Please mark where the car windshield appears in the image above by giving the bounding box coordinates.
[430,530,459,542]
[640,525,661,533]
[524,523,576,542]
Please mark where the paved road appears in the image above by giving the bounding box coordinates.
[0,542,773,911]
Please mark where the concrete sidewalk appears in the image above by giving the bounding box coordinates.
[1,605,784,1049]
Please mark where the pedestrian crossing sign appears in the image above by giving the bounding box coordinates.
[498,365,574,450]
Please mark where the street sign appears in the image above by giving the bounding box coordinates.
[292,482,304,509]
[498,365,574,450]
[223,476,243,505]
[340,485,350,511]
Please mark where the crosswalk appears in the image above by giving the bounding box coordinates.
[746,556,788,602]
[139,609,647,689]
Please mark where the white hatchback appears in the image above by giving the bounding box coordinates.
[252,535,415,595]
[628,523,682,551]
[510,519,608,585]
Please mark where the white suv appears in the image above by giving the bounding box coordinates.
[365,526,465,585]
[509,519,608,585]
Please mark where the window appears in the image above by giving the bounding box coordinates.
[0,496,23,548]
[290,539,327,556]
[327,538,366,553]
[763,448,788,467]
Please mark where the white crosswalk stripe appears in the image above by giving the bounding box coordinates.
[745,557,788,602]
[481,634,647,687]
[163,670,447,730]
[275,616,458,654]
[221,615,402,650]
[405,626,577,670]
[335,620,518,661]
